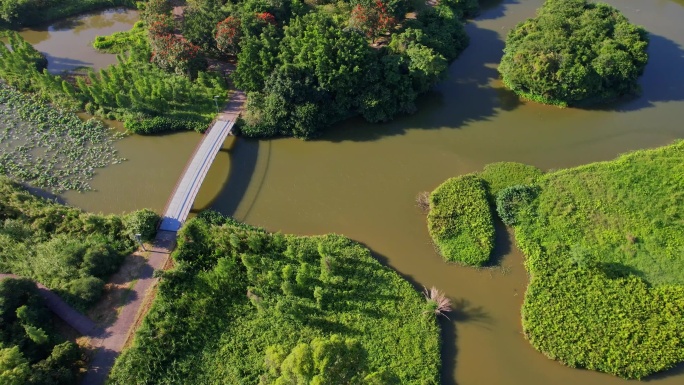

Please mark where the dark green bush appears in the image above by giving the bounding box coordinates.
[427,174,494,266]
[63,276,104,308]
[479,162,543,200]
[123,208,160,242]
[123,116,208,135]
[499,0,649,106]
[0,278,83,384]
[496,184,538,226]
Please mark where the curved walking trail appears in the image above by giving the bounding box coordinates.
[0,273,98,336]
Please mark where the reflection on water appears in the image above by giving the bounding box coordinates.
[60,1,684,384]
[19,8,139,73]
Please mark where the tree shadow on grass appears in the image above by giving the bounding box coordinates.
[319,23,521,142]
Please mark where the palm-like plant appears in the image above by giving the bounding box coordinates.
[423,286,452,319]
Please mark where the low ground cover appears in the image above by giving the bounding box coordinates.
[499,0,649,106]
[110,212,441,384]
[0,177,159,310]
[0,277,84,385]
[0,83,123,192]
[427,174,494,266]
[429,141,684,378]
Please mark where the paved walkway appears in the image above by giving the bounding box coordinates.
[0,274,98,336]
[81,230,176,385]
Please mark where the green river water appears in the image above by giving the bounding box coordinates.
[19,1,684,383]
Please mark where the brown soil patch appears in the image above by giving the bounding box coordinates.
[87,249,149,328]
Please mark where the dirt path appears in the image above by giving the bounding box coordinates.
[80,230,176,385]
[0,274,99,336]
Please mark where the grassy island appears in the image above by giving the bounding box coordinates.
[110,212,441,384]
[427,142,684,378]
[499,0,649,106]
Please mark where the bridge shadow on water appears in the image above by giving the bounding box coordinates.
[190,137,266,220]
[319,23,522,143]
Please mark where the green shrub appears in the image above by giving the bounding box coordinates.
[123,209,160,242]
[499,0,649,106]
[479,162,542,200]
[496,184,538,226]
[63,276,104,309]
[427,174,494,266]
[123,116,208,134]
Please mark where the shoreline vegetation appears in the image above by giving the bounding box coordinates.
[0,176,159,311]
[2,0,479,140]
[426,141,684,379]
[109,211,442,384]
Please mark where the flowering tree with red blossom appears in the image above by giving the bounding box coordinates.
[215,16,242,56]
[256,12,276,25]
[149,32,206,78]
[348,1,396,42]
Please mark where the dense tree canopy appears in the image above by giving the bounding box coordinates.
[228,0,472,138]
[499,0,649,106]
[0,278,83,385]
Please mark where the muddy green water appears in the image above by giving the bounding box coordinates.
[19,8,139,72]
[51,1,684,384]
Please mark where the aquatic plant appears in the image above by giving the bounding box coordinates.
[423,286,452,319]
[0,83,124,192]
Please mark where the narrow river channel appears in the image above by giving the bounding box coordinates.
[45,1,684,384]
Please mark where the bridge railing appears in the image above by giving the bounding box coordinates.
[160,122,218,221]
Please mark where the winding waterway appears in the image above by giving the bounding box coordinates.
[36,1,684,384]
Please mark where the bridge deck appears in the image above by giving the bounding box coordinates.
[159,119,234,232]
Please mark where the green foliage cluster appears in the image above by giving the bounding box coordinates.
[506,141,684,378]
[0,0,131,26]
[0,177,154,309]
[0,278,83,385]
[110,212,440,384]
[92,20,147,54]
[195,0,471,138]
[0,31,227,134]
[495,184,537,226]
[0,83,124,192]
[499,0,649,106]
[427,174,494,266]
[123,116,208,134]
